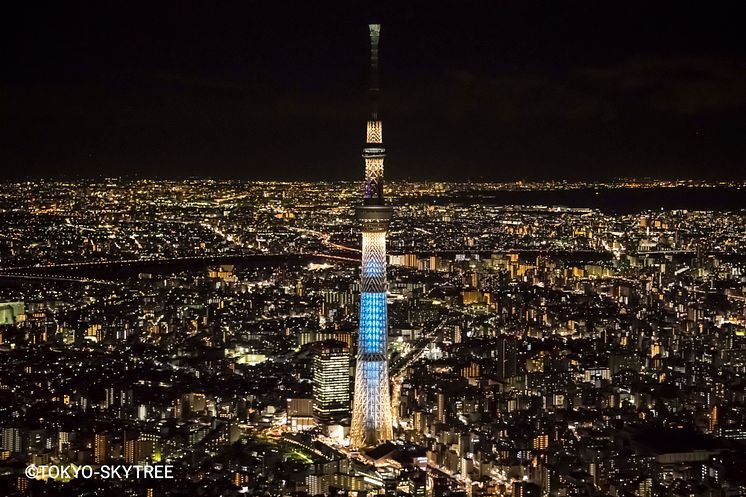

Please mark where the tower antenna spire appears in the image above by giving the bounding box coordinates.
[368,23,381,120]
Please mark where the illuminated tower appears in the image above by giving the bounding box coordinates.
[350,23,394,447]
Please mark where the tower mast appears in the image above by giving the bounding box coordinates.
[350,23,394,448]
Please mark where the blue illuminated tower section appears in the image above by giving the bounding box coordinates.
[350,23,394,447]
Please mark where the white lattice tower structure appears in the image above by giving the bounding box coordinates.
[350,24,394,448]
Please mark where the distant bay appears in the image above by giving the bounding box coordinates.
[410,187,746,213]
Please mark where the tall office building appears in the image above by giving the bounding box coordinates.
[312,340,351,424]
[350,24,394,447]
[1,427,24,454]
[94,432,109,464]
[496,335,518,380]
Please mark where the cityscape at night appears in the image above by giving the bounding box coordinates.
[2,176,746,496]
[2,2,746,497]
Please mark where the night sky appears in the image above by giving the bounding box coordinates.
[3,1,745,181]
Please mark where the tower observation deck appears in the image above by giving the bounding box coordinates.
[350,23,394,448]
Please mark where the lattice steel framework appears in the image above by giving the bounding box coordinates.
[364,155,385,204]
[366,120,382,144]
[351,23,394,448]
[351,226,393,446]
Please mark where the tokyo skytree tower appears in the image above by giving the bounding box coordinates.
[350,24,394,448]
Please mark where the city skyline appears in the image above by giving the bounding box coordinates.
[2,4,746,497]
[2,176,746,495]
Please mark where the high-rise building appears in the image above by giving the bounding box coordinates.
[436,391,447,424]
[311,340,351,424]
[58,430,70,454]
[124,432,160,464]
[350,24,394,448]
[496,335,518,380]
[94,432,109,464]
[1,427,24,454]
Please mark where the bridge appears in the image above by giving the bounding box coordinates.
[0,273,118,286]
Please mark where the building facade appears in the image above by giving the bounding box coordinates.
[312,340,351,424]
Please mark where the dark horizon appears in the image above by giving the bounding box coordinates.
[3,1,745,181]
